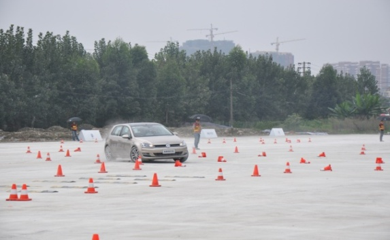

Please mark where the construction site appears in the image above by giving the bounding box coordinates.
[1,134,389,239]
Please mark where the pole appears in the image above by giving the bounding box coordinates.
[230,78,233,127]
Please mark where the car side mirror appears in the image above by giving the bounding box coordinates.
[122,134,131,139]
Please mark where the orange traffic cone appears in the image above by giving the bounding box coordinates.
[95,154,101,164]
[19,184,32,201]
[376,157,384,164]
[321,164,332,171]
[309,138,311,142]
[45,153,52,161]
[149,173,161,187]
[217,156,227,162]
[375,163,383,171]
[222,138,226,144]
[61,139,64,144]
[74,147,81,152]
[79,139,83,143]
[274,139,277,144]
[85,178,98,194]
[258,152,267,157]
[234,137,237,142]
[362,144,366,151]
[192,147,197,154]
[251,165,261,177]
[98,162,108,173]
[133,160,142,170]
[318,152,326,157]
[36,151,42,159]
[174,160,186,167]
[198,152,207,158]
[284,162,292,173]
[26,146,32,153]
[65,149,71,157]
[259,137,262,142]
[297,139,301,143]
[59,145,64,152]
[55,164,65,177]
[288,145,293,152]
[360,151,365,155]
[208,139,211,144]
[95,138,98,143]
[261,140,265,145]
[6,184,18,201]
[215,168,226,181]
[92,234,100,240]
[234,146,239,153]
[300,157,310,164]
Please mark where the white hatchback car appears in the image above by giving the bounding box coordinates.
[104,122,189,162]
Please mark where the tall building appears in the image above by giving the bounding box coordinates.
[250,51,294,68]
[330,61,390,96]
[180,39,235,56]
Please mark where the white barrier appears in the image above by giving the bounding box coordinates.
[269,128,285,136]
[78,130,103,141]
[200,129,218,138]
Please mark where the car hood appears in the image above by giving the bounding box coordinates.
[136,135,184,144]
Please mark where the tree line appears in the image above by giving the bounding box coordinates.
[0,25,383,131]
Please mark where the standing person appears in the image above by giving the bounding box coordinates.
[193,117,202,150]
[71,121,80,141]
[379,120,385,142]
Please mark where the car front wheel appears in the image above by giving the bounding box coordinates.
[130,146,139,162]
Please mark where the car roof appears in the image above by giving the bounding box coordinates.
[114,122,161,127]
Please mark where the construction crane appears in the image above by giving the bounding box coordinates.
[188,24,237,44]
[271,37,305,52]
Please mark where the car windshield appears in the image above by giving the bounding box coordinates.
[131,124,173,137]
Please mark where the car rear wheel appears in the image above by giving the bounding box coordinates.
[130,146,139,162]
[105,145,114,161]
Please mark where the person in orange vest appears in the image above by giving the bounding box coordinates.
[379,120,385,142]
[71,121,80,141]
[193,117,202,150]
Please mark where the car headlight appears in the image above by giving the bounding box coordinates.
[180,141,187,147]
[141,142,154,148]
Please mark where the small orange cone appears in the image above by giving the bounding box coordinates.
[297,139,301,143]
[26,146,32,153]
[95,138,98,143]
[284,162,292,173]
[98,162,108,173]
[133,160,142,170]
[215,168,226,181]
[55,164,65,177]
[208,139,211,144]
[258,152,267,157]
[259,137,262,142]
[274,139,277,144]
[222,138,226,144]
[288,145,293,152]
[92,234,100,240]
[261,140,265,145]
[321,164,332,171]
[360,151,365,155]
[65,149,71,157]
[308,138,311,142]
[174,160,186,167]
[45,153,52,161]
[36,151,42,159]
[6,184,18,201]
[59,145,64,152]
[198,152,207,158]
[318,152,326,157]
[192,147,196,154]
[251,165,261,177]
[300,157,310,164]
[79,139,83,143]
[61,139,64,144]
[234,146,239,153]
[376,157,384,164]
[95,154,101,164]
[18,184,32,201]
[217,156,227,162]
[74,147,81,152]
[375,163,383,171]
[149,173,161,187]
[84,178,98,193]
[361,144,366,151]
[234,137,237,142]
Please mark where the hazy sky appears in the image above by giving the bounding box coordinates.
[1,0,389,74]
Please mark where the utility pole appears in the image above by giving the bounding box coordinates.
[297,62,311,76]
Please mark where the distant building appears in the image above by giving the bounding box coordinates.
[250,51,294,68]
[180,39,235,56]
[330,61,390,96]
